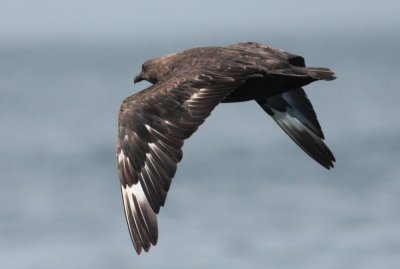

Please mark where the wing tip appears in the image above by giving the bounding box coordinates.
[120,184,159,255]
[320,158,335,170]
[314,143,336,170]
[133,240,157,255]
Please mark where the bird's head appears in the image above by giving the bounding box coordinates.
[134,60,158,84]
[134,53,180,85]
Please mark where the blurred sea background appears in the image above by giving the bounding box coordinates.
[1,1,400,268]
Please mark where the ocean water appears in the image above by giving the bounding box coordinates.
[1,34,400,269]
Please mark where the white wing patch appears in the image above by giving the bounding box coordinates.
[118,149,134,182]
[121,175,148,204]
[118,148,158,253]
[117,149,126,163]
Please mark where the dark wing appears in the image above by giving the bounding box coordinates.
[256,88,335,169]
[117,68,261,254]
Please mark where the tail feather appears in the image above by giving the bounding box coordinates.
[270,66,336,85]
[306,67,336,81]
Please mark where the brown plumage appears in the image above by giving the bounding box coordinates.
[116,42,336,254]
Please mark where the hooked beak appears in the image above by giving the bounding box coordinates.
[134,71,143,84]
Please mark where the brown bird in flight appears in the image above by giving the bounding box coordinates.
[116,42,336,254]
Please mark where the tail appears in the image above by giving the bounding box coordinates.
[270,66,336,86]
[306,67,336,81]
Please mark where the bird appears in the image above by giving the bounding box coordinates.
[116,42,336,254]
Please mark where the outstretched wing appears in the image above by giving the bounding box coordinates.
[116,68,261,254]
[256,88,335,169]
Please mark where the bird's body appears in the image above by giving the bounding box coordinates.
[117,42,336,254]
